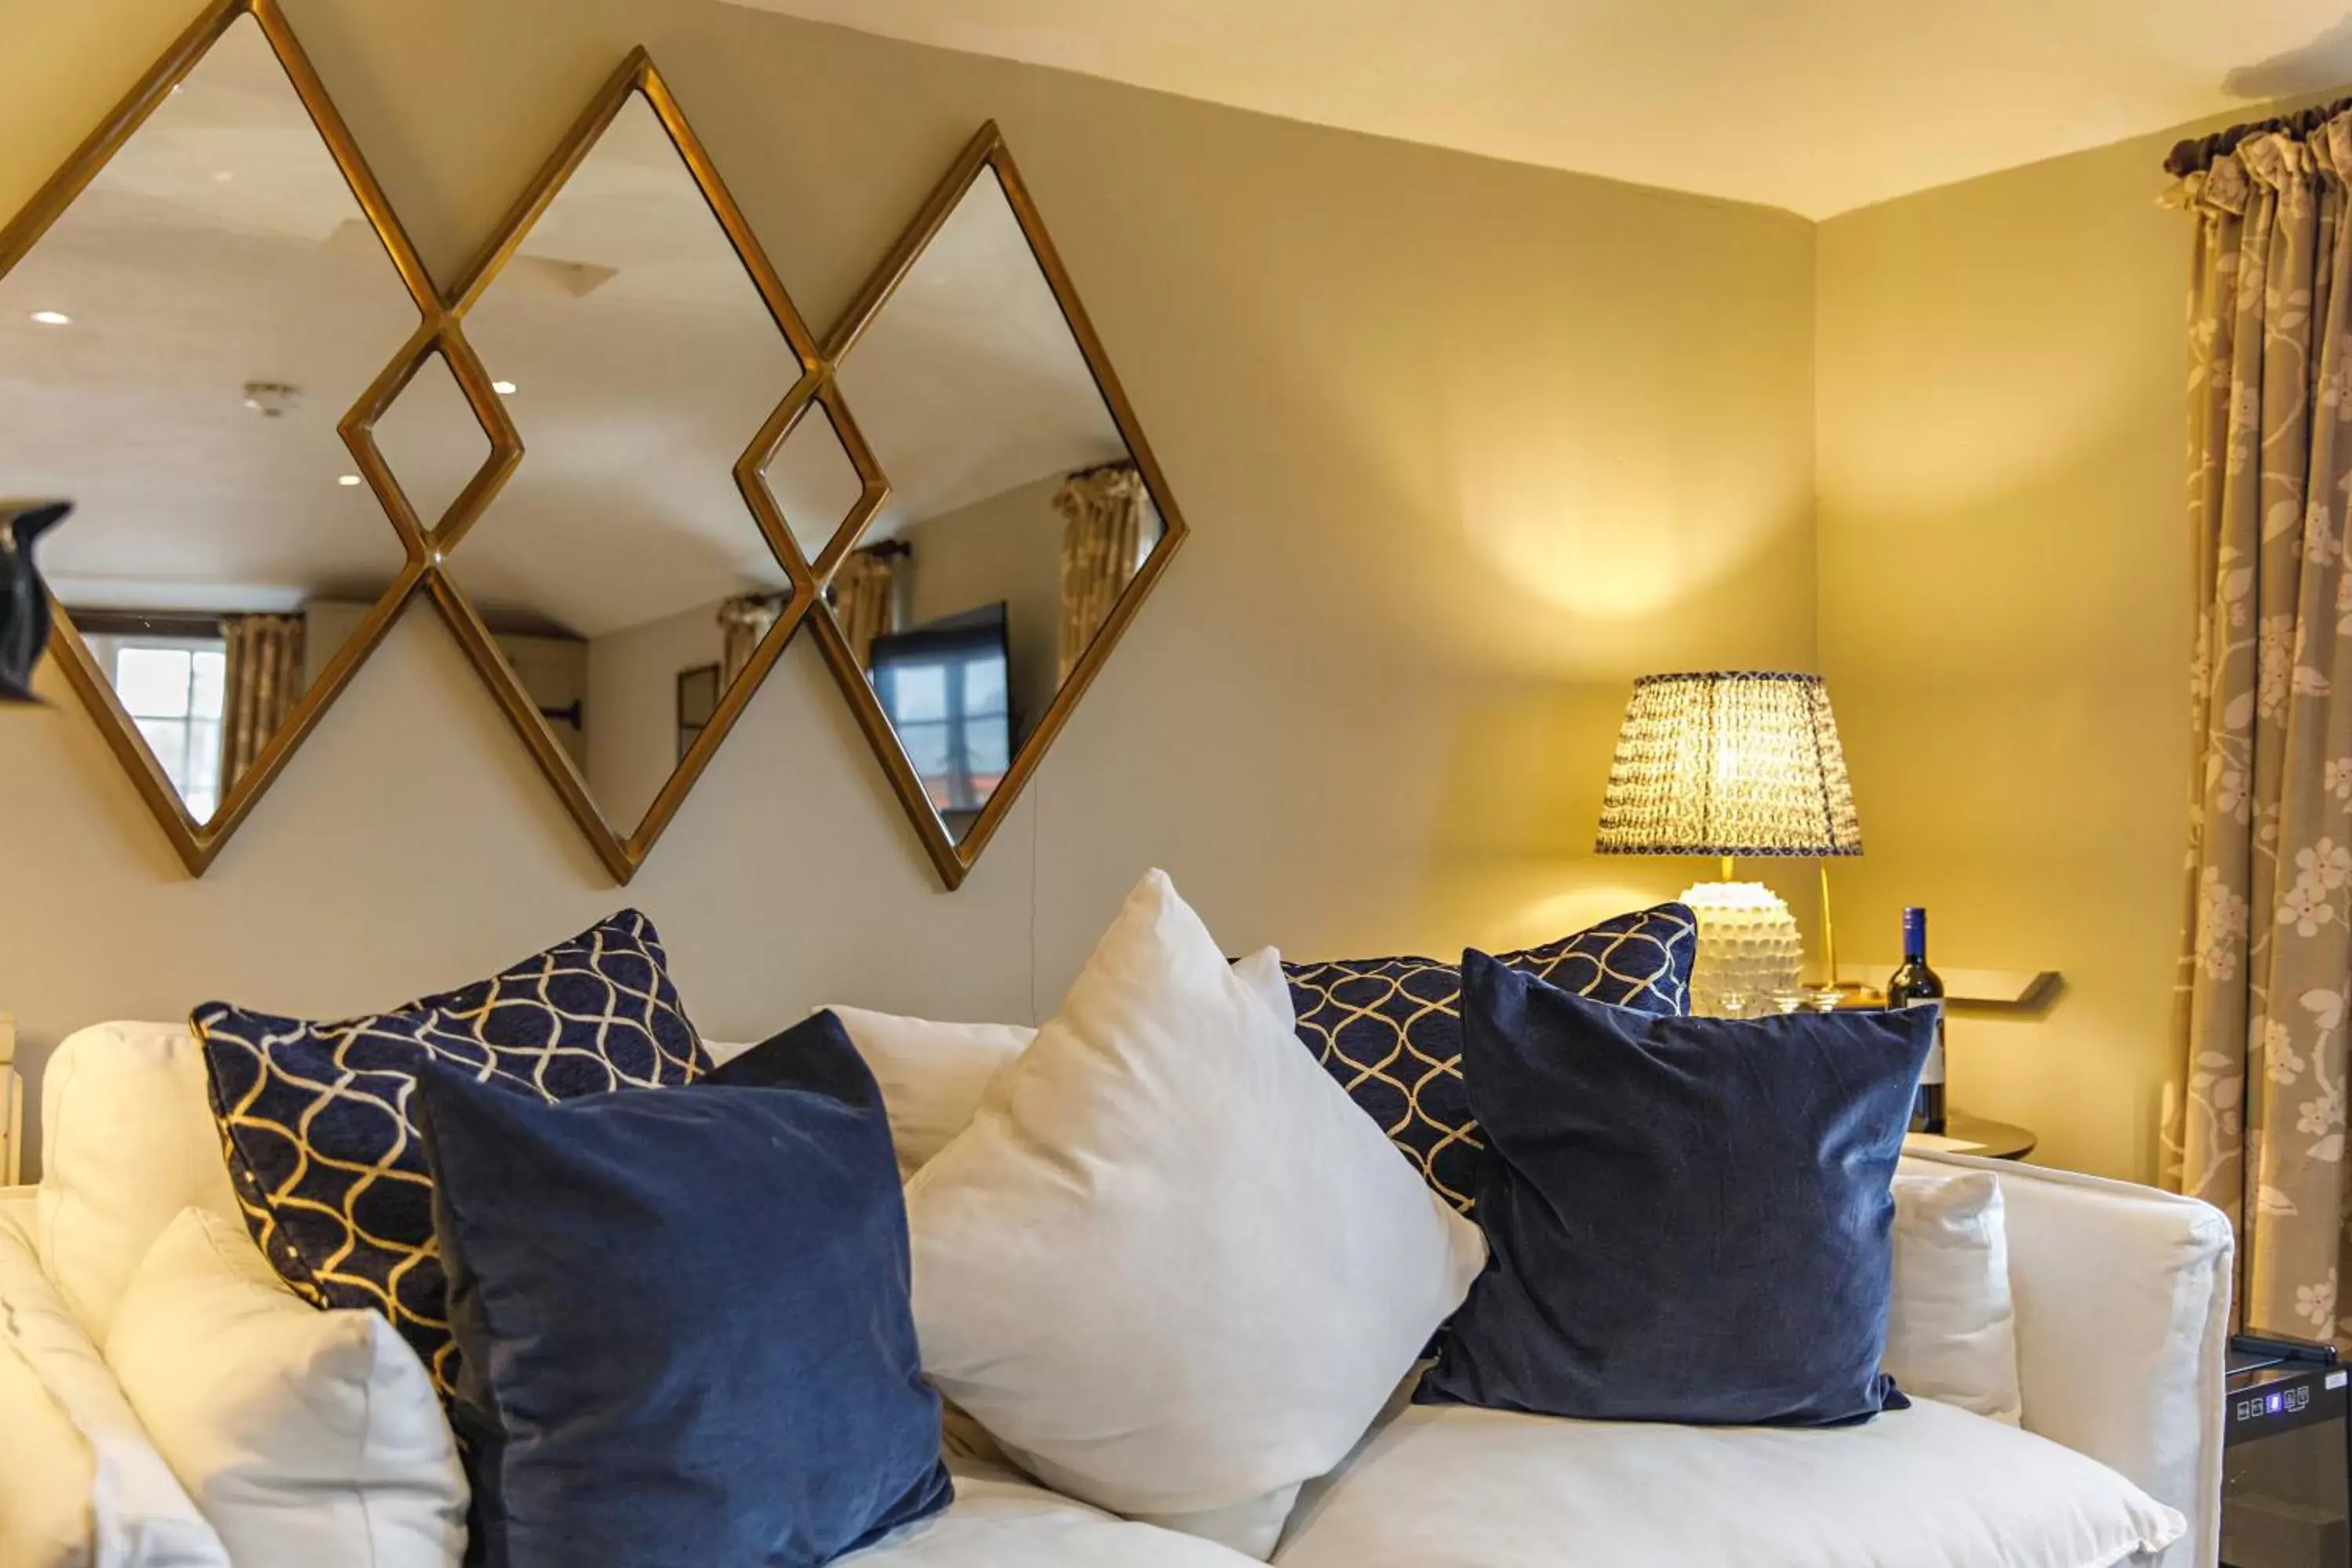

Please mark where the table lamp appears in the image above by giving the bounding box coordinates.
[0,500,71,705]
[1595,670,1862,1014]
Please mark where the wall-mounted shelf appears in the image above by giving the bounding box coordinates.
[1834,967,2062,1013]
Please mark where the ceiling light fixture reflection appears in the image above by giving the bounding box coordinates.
[336,474,363,487]
[492,380,517,395]
[30,310,70,326]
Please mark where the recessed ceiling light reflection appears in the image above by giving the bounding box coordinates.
[492,381,517,396]
[30,310,71,326]
[337,474,364,488]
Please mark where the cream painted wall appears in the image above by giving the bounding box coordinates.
[1816,129,2198,1182]
[0,0,1817,1172]
[583,595,731,833]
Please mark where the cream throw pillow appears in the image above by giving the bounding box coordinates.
[906,871,1485,1560]
[106,1209,468,1568]
[816,1009,1037,1177]
[1886,1169,2023,1424]
[819,949,1293,1179]
[34,1022,241,1340]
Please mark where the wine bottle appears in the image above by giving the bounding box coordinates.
[1886,906,1946,1134]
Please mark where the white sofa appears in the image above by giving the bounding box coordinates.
[2,1022,2233,1568]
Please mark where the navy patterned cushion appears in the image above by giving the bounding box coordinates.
[1284,903,1695,1212]
[192,910,710,1394]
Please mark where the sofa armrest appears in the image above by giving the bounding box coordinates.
[1904,1152,2232,1568]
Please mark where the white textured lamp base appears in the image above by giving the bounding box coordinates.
[1679,881,1803,1016]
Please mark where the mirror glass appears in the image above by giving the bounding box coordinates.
[371,348,491,534]
[832,167,1167,844]
[423,92,807,839]
[0,15,421,823]
[760,398,866,567]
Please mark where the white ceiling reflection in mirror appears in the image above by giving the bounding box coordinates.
[763,400,869,567]
[369,349,491,536]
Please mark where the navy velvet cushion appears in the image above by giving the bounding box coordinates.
[1283,903,1696,1210]
[417,1011,951,1568]
[193,910,710,1395]
[1419,952,1932,1427]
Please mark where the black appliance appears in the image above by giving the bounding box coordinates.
[867,603,1014,828]
[2227,1333,2351,1568]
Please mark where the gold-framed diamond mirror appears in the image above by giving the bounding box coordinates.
[405,51,846,883]
[813,124,1189,889]
[0,0,438,873]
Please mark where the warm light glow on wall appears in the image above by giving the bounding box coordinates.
[1454,452,1806,625]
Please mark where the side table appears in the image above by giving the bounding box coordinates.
[1904,1110,2036,1162]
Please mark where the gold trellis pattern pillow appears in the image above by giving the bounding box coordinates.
[191,910,710,1395]
[1284,904,1695,1213]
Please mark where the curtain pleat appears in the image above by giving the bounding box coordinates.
[1054,464,1150,684]
[832,551,898,673]
[716,596,784,689]
[217,613,305,798]
[2169,122,2352,1339]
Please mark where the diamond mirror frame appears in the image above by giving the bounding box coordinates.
[409,49,860,884]
[811,123,1189,890]
[1,0,440,875]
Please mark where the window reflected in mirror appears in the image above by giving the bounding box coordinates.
[830,165,1170,846]
[0,13,424,828]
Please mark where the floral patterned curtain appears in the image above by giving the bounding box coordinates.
[2169,123,2352,1340]
[716,594,784,688]
[1054,463,1151,684]
[218,612,305,798]
[831,549,899,673]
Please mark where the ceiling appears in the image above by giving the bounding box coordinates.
[720,0,2352,217]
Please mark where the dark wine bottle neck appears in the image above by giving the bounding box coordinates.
[1901,908,1928,964]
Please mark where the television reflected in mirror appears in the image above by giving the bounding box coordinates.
[869,602,1013,840]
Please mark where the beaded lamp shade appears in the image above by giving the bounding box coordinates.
[1595,671,1862,859]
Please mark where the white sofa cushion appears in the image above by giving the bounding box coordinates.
[1887,1169,2021,1423]
[847,1461,1262,1565]
[808,948,1294,1179]
[907,872,1484,1559]
[0,1207,228,1566]
[34,1022,240,1340]
[106,1207,468,1568]
[1274,1395,2184,1567]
